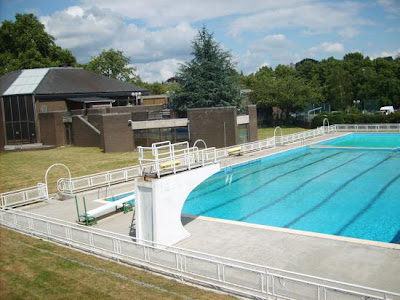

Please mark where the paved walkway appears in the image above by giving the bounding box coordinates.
[178,216,400,293]
[17,132,400,293]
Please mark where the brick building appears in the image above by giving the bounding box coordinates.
[1,68,257,152]
[0,67,149,150]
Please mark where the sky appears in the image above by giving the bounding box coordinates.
[1,0,400,82]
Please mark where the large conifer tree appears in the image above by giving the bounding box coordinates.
[169,27,242,115]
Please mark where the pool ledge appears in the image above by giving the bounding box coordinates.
[182,214,400,250]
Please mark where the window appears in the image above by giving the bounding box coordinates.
[3,95,37,144]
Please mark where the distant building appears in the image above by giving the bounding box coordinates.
[0,68,257,152]
[0,67,149,149]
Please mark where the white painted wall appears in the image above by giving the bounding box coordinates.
[136,164,220,246]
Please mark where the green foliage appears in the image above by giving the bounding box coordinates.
[311,112,400,128]
[0,13,76,75]
[241,51,400,121]
[247,65,322,124]
[85,48,139,82]
[169,27,242,115]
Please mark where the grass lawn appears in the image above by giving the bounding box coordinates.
[0,227,234,300]
[257,126,308,140]
[0,126,309,193]
[0,146,139,193]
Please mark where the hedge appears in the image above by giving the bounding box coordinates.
[311,112,400,128]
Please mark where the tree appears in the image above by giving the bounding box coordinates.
[0,13,76,75]
[85,48,139,82]
[169,27,242,115]
[327,65,353,110]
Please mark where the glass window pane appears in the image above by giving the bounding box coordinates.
[134,129,148,147]
[20,122,29,141]
[176,127,188,142]
[3,97,12,122]
[26,95,35,122]
[6,123,14,141]
[19,96,27,121]
[11,96,19,122]
[237,124,249,144]
[28,122,37,143]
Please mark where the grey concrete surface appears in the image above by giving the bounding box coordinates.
[178,216,400,293]
[15,132,400,294]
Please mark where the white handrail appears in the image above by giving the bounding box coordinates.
[1,208,398,300]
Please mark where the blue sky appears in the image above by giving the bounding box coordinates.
[1,0,399,82]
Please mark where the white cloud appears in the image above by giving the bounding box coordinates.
[338,27,360,39]
[249,34,293,52]
[40,6,197,68]
[308,42,345,55]
[80,0,307,27]
[135,59,183,83]
[378,0,400,17]
[369,48,400,59]
[229,1,368,37]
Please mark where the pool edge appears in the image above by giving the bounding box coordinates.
[182,214,400,250]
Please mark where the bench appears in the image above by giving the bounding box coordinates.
[160,160,181,169]
[228,146,242,156]
[79,194,135,225]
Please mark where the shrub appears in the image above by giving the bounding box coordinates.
[311,112,400,127]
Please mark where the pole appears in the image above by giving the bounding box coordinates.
[75,195,80,220]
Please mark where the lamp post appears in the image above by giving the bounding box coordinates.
[353,99,361,110]
[131,92,142,105]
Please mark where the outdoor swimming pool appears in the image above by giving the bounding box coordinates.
[183,134,400,244]
[318,133,400,148]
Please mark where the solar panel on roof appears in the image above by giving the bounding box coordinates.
[3,68,50,96]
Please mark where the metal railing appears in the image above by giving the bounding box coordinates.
[336,123,400,132]
[0,183,48,207]
[57,125,337,194]
[138,141,218,178]
[57,165,142,194]
[1,208,399,300]
[276,126,334,146]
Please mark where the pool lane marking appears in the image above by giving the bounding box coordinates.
[238,152,367,222]
[196,151,342,215]
[185,151,312,202]
[335,173,400,236]
[283,156,393,228]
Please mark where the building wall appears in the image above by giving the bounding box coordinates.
[107,104,163,114]
[37,100,67,113]
[88,113,134,152]
[248,105,258,142]
[188,107,238,148]
[71,115,100,147]
[0,98,5,150]
[141,95,168,106]
[39,112,67,146]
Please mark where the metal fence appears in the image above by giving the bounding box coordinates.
[0,183,48,207]
[58,125,337,194]
[1,208,398,300]
[57,165,142,194]
[336,123,400,132]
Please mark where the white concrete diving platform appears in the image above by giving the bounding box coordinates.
[135,141,220,246]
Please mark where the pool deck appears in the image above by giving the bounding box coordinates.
[16,131,400,294]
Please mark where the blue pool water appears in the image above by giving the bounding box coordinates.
[318,133,400,148]
[183,139,400,243]
[106,192,135,205]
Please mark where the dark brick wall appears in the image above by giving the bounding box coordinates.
[70,109,84,115]
[188,107,238,148]
[99,113,134,152]
[39,112,67,146]
[71,116,100,147]
[37,100,67,112]
[0,99,4,150]
[248,105,258,142]
[107,104,163,114]
[87,108,107,115]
